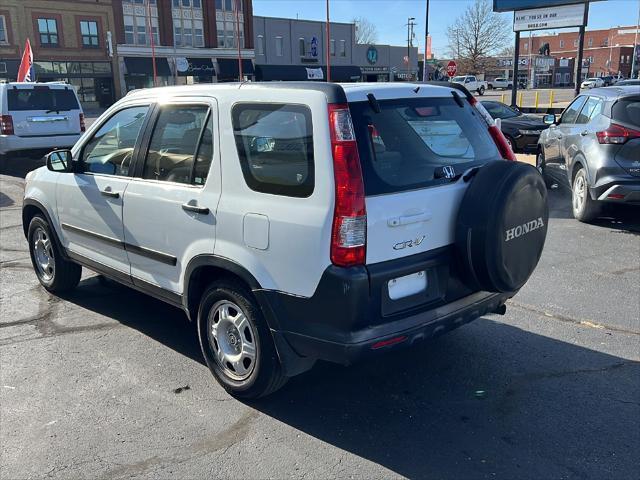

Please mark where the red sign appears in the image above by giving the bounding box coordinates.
[446,60,457,77]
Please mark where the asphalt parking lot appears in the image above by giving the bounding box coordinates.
[1,152,639,479]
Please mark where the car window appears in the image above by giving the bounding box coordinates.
[7,87,79,111]
[142,105,210,184]
[232,103,314,198]
[349,96,501,195]
[560,96,588,124]
[482,102,519,119]
[576,97,604,124]
[82,106,149,175]
[612,98,640,127]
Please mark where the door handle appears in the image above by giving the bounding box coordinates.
[388,211,432,227]
[100,188,120,198]
[580,130,589,136]
[182,203,209,215]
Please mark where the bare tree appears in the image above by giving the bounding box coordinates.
[446,0,512,73]
[353,17,378,44]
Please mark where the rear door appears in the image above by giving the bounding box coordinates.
[7,84,82,138]
[122,98,219,295]
[348,93,502,265]
[544,95,587,177]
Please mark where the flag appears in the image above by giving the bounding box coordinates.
[17,39,34,82]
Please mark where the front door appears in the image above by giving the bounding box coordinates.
[57,104,151,276]
[122,99,220,295]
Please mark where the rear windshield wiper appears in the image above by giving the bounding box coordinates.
[45,108,72,113]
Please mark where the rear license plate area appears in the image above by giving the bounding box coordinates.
[381,266,446,317]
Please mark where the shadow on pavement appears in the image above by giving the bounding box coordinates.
[60,275,640,479]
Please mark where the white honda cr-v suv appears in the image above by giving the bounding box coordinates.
[23,82,548,398]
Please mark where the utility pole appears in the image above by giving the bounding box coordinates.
[632,0,640,79]
[423,0,430,81]
[407,17,415,81]
[573,2,589,96]
[326,0,331,82]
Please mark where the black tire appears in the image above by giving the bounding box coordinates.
[488,84,494,90]
[455,161,549,293]
[478,86,485,96]
[27,215,81,293]
[536,148,554,188]
[197,280,287,399]
[571,167,600,222]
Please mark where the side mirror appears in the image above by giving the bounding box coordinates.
[46,149,74,172]
[543,114,557,125]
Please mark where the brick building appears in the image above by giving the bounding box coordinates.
[113,0,255,96]
[518,26,638,79]
[0,0,119,108]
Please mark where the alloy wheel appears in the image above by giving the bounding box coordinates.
[33,227,55,281]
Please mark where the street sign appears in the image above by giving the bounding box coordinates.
[494,0,588,13]
[513,3,585,31]
[446,61,457,77]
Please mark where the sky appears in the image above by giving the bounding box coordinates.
[252,0,640,58]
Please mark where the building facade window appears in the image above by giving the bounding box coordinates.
[559,39,564,48]
[0,15,8,45]
[330,39,335,56]
[299,37,305,56]
[38,18,59,46]
[123,0,159,46]
[275,36,283,56]
[256,34,264,55]
[339,39,346,57]
[172,0,204,47]
[215,0,243,48]
[573,39,578,47]
[588,38,593,47]
[80,21,99,47]
[523,43,528,51]
[602,38,608,47]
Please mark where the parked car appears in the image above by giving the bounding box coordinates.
[487,77,513,90]
[0,82,85,160]
[537,86,640,222]
[451,75,487,95]
[480,100,550,153]
[615,79,640,86]
[23,82,548,398]
[581,77,605,89]
[602,76,615,86]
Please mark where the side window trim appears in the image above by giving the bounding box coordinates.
[78,102,154,177]
[190,109,213,185]
[132,101,212,185]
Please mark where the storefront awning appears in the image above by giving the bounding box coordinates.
[216,59,255,80]
[255,65,362,82]
[124,57,171,76]
[177,57,216,77]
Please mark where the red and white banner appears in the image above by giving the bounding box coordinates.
[17,39,34,82]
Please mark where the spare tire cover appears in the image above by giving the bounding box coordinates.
[455,161,548,293]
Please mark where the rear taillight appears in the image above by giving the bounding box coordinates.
[79,113,86,132]
[0,115,14,135]
[468,96,517,161]
[328,103,366,267]
[596,123,640,144]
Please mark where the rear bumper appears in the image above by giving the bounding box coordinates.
[256,247,514,369]
[590,174,640,204]
[0,134,80,155]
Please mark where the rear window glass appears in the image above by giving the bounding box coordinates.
[349,96,501,195]
[612,98,640,127]
[7,87,79,111]
[232,103,314,198]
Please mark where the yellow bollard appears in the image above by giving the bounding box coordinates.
[518,91,523,107]
[535,91,539,109]
[501,93,505,103]
[549,90,554,108]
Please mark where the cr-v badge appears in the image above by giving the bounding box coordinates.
[394,235,426,250]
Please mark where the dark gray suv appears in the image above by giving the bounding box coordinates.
[537,86,640,221]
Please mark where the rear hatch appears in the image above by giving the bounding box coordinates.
[348,92,502,265]
[7,84,82,138]
[610,96,640,176]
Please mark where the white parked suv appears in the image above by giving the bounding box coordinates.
[487,77,513,90]
[0,82,85,159]
[23,82,549,398]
